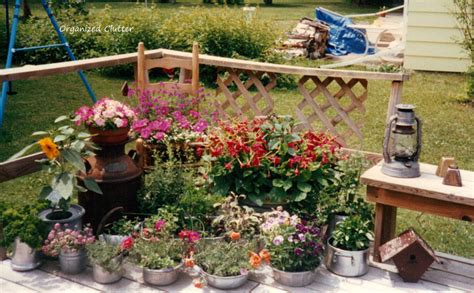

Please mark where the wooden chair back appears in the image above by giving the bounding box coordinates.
[136,42,200,95]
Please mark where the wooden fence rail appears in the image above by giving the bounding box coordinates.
[0,48,407,182]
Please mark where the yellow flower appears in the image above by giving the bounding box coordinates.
[38,137,59,159]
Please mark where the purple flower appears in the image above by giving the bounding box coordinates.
[272,235,284,246]
[140,127,152,139]
[298,233,306,242]
[189,110,200,119]
[240,268,249,275]
[309,227,319,235]
[294,248,303,256]
[155,220,166,232]
[192,119,208,133]
[153,132,165,141]
[132,119,149,131]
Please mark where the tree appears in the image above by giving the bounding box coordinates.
[452,0,473,100]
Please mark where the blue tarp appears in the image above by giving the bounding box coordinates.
[315,7,374,56]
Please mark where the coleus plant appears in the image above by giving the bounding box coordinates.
[205,115,341,206]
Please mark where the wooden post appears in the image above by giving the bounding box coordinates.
[137,42,146,92]
[387,81,403,123]
[369,186,397,262]
[191,42,200,94]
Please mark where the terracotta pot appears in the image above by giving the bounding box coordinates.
[88,127,130,145]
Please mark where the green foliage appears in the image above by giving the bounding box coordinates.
[132,238,184,270]
[212,194,262,238]
[331,215,374,251]
[315,153,372,223]
[105,216,141,236]
[86,241,123,272]
[143,206,180,237]
[15,6,275,79]
[10,116,101,212]
[468,66,474,100]
[138,161,194,213]
[1,202,49,249]
[194,240,252,277]
[178,187,223,235]
[207,115,339,206]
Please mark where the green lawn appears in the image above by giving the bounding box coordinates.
[0,1,473,258]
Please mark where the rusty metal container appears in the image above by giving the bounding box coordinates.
[79,128,142,231]
[379,229,439,282]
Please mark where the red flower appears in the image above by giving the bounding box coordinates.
[121,236,134,251]
[194,281,204,289]
[225,162,233,170]
[294,168,300,176]
[229,231,241,241]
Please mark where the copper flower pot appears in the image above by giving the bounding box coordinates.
[88,127,130,145]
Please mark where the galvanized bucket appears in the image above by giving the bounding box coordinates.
[92,263,123,284]
[143,263,182,286]
[272,267,316,287]
[201,270,248,289]
[38,204,85,231]
[11,238,42,271]
[325,237,369,277]
[59,249,87,274]
[98,234,128,246]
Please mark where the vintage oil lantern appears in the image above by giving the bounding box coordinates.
[382,104,422,178]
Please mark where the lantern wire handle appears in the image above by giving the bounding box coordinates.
[413,117,422,162]
[383,115,397,164]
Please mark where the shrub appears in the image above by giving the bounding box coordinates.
[137,161,195,213]
[14,7,275,75]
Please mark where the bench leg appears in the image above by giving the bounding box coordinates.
[373,203,397,262]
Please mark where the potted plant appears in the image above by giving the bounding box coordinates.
[99,214,142,246]
[317,153,372,236]
[86,237,133,284]
[128,87,214,167]
[325,215,374,277]
[9,115,102,229]
[211,193,262,243]
[192,239,260,289]
[132,237,185,286]
[206,115,340,208]
[2,202,48,271]
[42,223,95,274]
[74,97,136,145]
[261,208,324,287]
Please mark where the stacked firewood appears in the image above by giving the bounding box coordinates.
[283,17,330,59]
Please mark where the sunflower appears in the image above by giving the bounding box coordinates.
[38,137,59,159]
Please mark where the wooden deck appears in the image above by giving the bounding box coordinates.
[1,252,472,292]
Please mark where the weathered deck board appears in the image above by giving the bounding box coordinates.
[1,252,472,293]
[0,260,99,292]
[369,253,474,292]
[0,277,39,292]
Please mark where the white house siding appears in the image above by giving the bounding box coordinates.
[404,0,472,72]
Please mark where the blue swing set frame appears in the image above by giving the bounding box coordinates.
[0,0,97,127]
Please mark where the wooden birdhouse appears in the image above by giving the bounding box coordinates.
[378,229,440,282]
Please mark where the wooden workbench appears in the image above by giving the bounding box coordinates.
[361,162,474,262]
